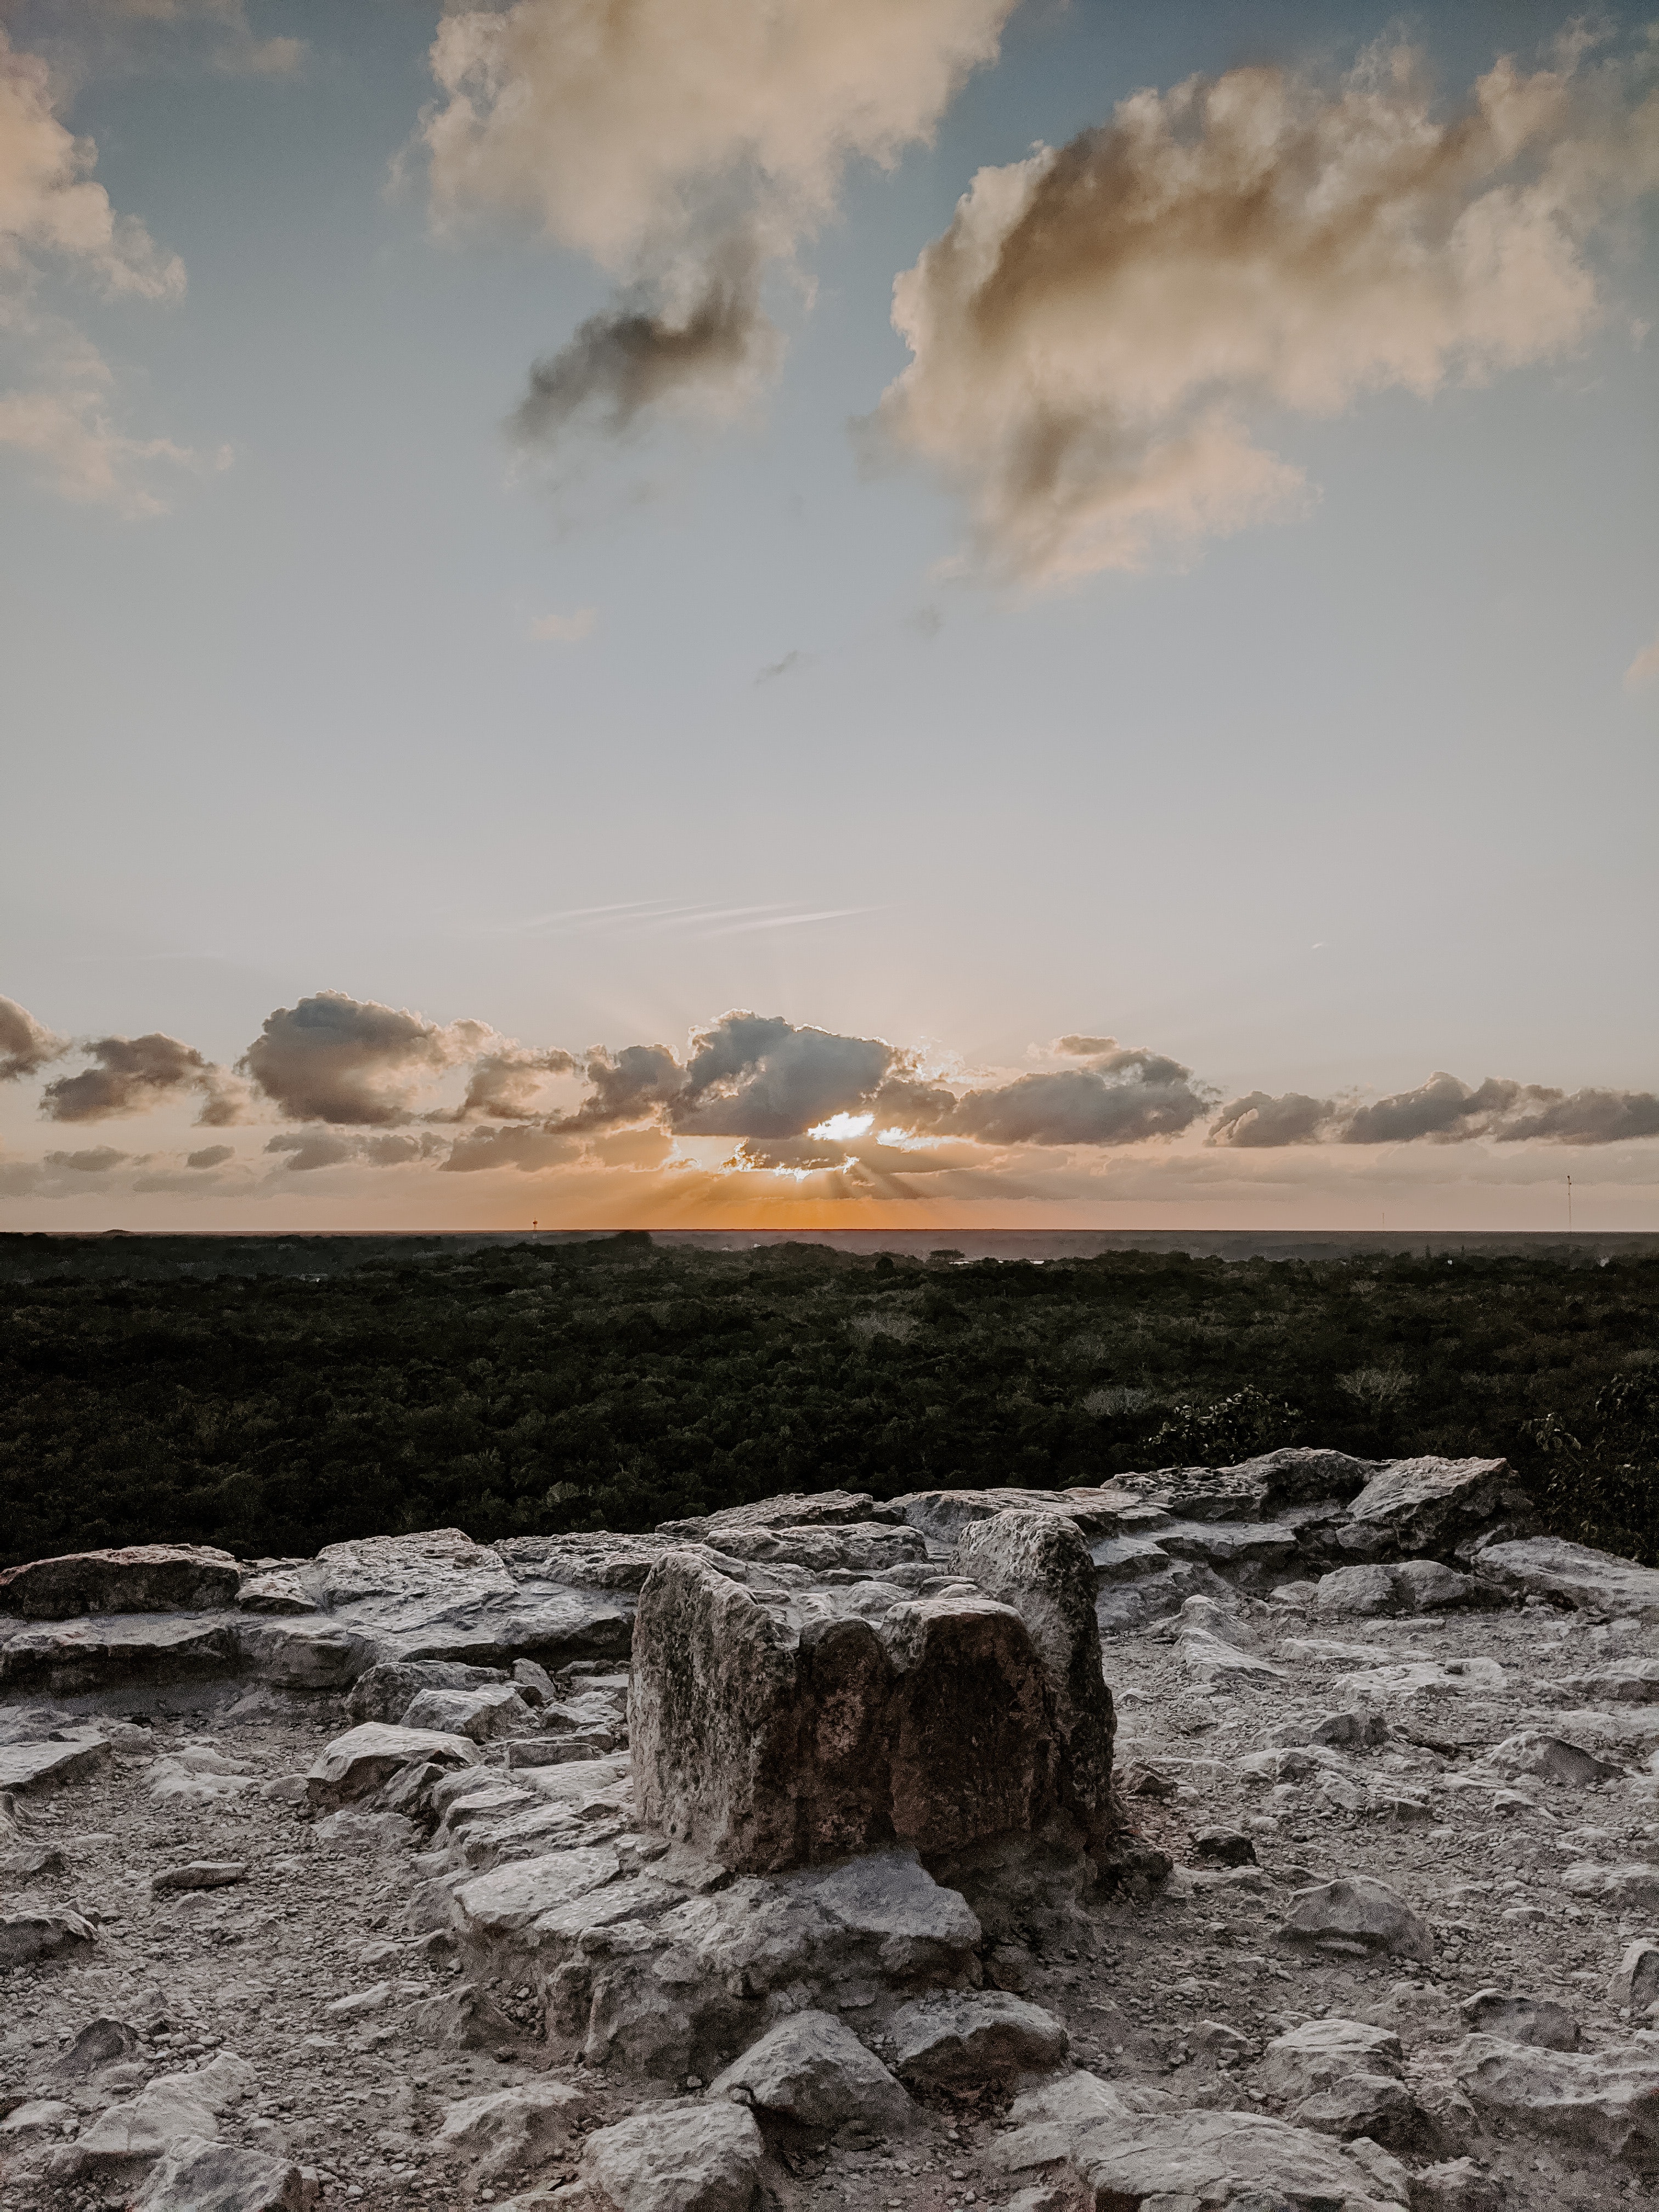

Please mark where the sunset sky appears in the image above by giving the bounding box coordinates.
[2,0,1656,1232]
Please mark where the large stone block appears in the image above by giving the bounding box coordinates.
[949,1510,1115,1848]
[0,1544,241,1619]
[629,1549,1062,1873]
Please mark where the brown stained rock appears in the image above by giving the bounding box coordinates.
[630,1551,1064,1872]
[0,1544,241,1620]
[881,1594,1057,1859]
[949,1511,1116,1850]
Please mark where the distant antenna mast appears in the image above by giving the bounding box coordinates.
[1566,1177,1572,1235]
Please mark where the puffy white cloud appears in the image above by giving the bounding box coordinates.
[421,0,1015,442]
[874,35,1659,582]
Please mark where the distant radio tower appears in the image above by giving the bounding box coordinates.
[1566,1177,1572,1235]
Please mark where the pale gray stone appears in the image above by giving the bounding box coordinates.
[1559,1658,1659,1703]
[0,1734,113,1791]
[50,2053,256,2182]
[343,1657,507,1726]
[1260,2017,1404,2101]
[886,1990,1068,2087]
[1561,1861,1659,1912]
[1459,1991,1579,2050]
[134,2138,311,2211]
[1455,2031,1659,2165]
[1317,1565,1403,1617]
[582,2099,764,2212]
[708,2010,910,2131]
[1277,1875,1434,1961]
[1339,1457,1533,1560]
[235,1618,375,1690]
[1474,1536,1659,1622]
[0,1907,96,1966]
[434,2078,588,2179]
[0,1615,240,1694]
[152,1860,249,1892]
[1407,2157,1505,2210]
[1610,1938,1659,2012]
[399,1682,537,1742]
[1479,1731,1622,1787]
[304,1720,477,1810]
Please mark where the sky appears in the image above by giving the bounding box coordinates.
[1,0,1656,1233]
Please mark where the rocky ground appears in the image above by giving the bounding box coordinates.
[5,1453,1659,2211]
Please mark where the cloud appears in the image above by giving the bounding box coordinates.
[528,607,597,642]
[1209,1073,1659,1147]
[422,0,1015,445]
[185,1143,233,1169]
[83,1,304,76]
[440,1125,583,1174]
[263,1130,447,1173]
[1627,630,1659,691]
[40,1031,248,1124]
[1209,1090,1337,1148]
[442,1043,583,1122]
[873,33,1659,582]
[670,1012,897,1138]
[755,648,804,685]
[916,1040,1212,1148]
[42,1144,128,1172]
[0,995,68,1081]
[240,991,493,1126]
[0,25,225,511]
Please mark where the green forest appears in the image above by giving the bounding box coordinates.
[2,1234,1656,1570]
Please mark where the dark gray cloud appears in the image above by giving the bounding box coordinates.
[40,1032,246,1125]
[0,996,69,1083]
[241,992,490,1126]
[1209,1090,1336,1148]
[560,1042,686,1130]
[1208,1073,1659,1148]
[672,1012,897,1138]
[756,648,804,685]
[876,1036,1211,1150]
[42,1146,129,1173]
[441,1046,584,1123]
[263,1129,446,1173]
[441,1126,583,1175]
[513,249,772,449]
[186,1144,234,1170]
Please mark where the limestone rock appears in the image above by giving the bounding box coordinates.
[433,2078,587,2179]
[1408,2157,1506,2210]
[0,1907,97,1966]
[1560,1861,1659,1912]
[497,1532,675,1592]
[1339,1458,1533,1561]
[343,1657,508,1726]
[0,1615,240,1693]
[1479,1731,1621,1787]
[134,2139,311,2211]
[0,1733,114,1792]
[235,1618,376,1690]
[1455,2030,1659,2165]
[995,2069,1392,2210]
[1276,1875,1434,1961]
[890,1485,1139,1550]
[152,1860,249,1892]
[235,1570,314,1615]
[0,1543,241,1618]
[1260,2017,1404,2101]
[51,2052,256,2182]
[1559,1657,1659,1702]
[949,1509,1116,1848]
[1347,2134,1412,2205]
[629,1549,1059,1873]
[886,1989,1068,2088]
[1459,1990,1579,2050]
[662,1491,902,1541]
[1317,1564,1402,1617]
[708,2010,910,2131]
[1611,1938,1659,2012]
[399,1682,537,1742]
[1474,1535,1659,1622]
[47,2017,143,2080]
[304,1720,477,1810]
[582,2098,765,2212]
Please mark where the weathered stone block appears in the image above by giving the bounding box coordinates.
[0,1544,241,1619]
